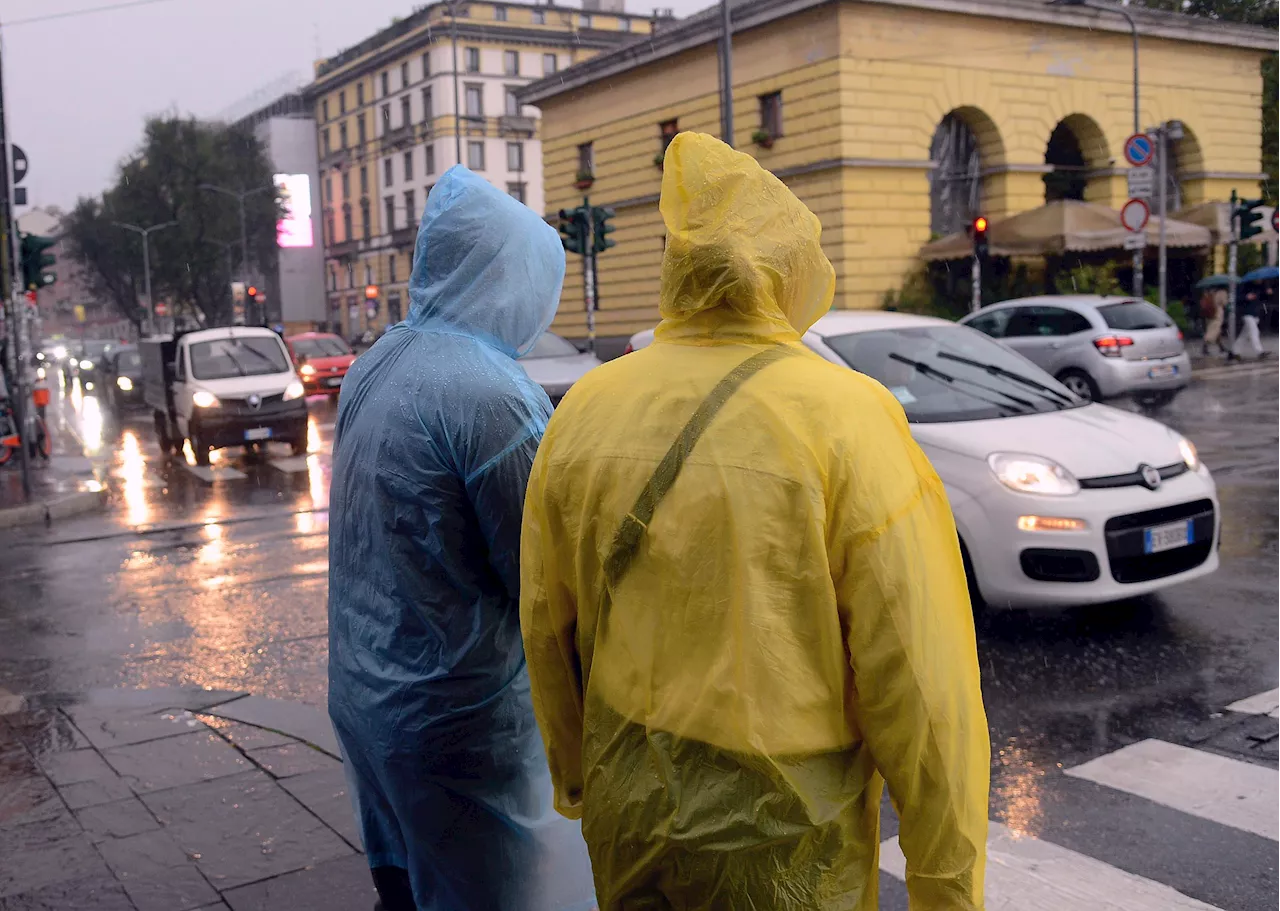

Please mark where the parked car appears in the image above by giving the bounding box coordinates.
[518,332,604,406]
[286,332,357,397]
[102,346,144,411]
[958,295,1190,407]
[626,311,1218,609]
[65,340,121,391]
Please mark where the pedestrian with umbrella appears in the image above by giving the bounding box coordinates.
[1194,274,1231,358]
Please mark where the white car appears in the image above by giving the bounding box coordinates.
[519,332,604,406]
[626,312,1218,608]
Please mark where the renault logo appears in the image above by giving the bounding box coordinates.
[1139,463,1161,490]
[247,393,261,410]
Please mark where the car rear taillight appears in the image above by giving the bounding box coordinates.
[1177,329,1184,341]
[622,344,634,355]
[1093,335,1134,358]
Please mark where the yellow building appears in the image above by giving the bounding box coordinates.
[304,0,660,337]
[522,0,1275,349]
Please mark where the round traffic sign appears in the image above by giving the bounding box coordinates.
[1272,209,1278,234]
[1121,197,1150,233]
[1123,133,1155,167]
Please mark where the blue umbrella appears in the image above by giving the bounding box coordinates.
[1240,265,1278,284]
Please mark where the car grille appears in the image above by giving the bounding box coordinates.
[1079,462,1187,490]
[1020,549,1101,583]
[1104,498,1215,584]
[219,393,290,416]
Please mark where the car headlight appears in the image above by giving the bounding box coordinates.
[299,364,316,377]
[36,367,46,380]
[192,389,219,408]
[35,352,44,361]
[988,452,1080,496]
[80,360,93,370]
[116,376,134,392]
[53,346,66,360]
[1174,433,1200,471]
[282,381,305,402]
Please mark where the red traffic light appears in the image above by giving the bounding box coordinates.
[246,285,259,298]
[973,216,988,233]
[364,284,379,300]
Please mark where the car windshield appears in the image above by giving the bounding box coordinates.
[81,341,115,358]
[116,351,142,373]
[190,337,290,380]
[1096,300,1174,330]
[522,333,579,359]
[291,336,351,359]
[822,325,1082,423]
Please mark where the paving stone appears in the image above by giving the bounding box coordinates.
[141,771,353,891]
[0,833,110,900]
[103,732,249,794]
[67,708,202,751]
[222,853,377,911]
[204,696,340,758]
[74,798,159,843]
[0,811,82,856]
[277,767,361,849]
[0,776,64,828]
[97,829,218,911]
[0,873,134,910]
[246,743,340,780]
[0,710,89,758]
[39,749,118,787]
[197,718,295,751]
[59,776,136,810]
[80,687,248,714]
[0,740,39,785]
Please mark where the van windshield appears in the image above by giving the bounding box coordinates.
[190,337,290,380]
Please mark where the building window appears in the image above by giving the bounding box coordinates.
[321,99,329,121]
[421,52,431,78]
[465,84,484,118]
[422,87,434,122]
[384,158,393,186]
[381,104,391,131]
[507,182,526,204]
[385,196,396,231]
[426,145,436,175]
[388,292,402,324]
[759,91,783,138]
[365,263,374,286]
[381,71,390,96]
[465,47,480,72]
[660,118,678,151]
[361,200,371,239]
[619,17,630,31]
[328,266,337,292]
[339,91,347,114]
[403,150,414,181]
[341,171,351,198]
[321,128,331,156]
[504,86,520,116]
[503,50,519,75]
[325,214,334,247]
[579,13,592,27]
[542,53,557,75]
[400,95,412,127]
[532,9,545,24]
[339,122,348,149]
[389,253,398,284]
[494,4,507,19]
[401,62,410,88]
[346,262,354,288]
[324,176,333,203]
[343,207,352,240]
[507,141,524,172]
[577,141,594,177]
[403,191,416,228]
[357,83,365,105]
[359,165,368,195]
[467,140,485,170]
[357,114,367,144]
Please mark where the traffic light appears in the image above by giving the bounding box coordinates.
[558,207,589,256]
[1236,197,1265,241]
[246,284,260,300]
[591,206,616,254]
[971,215,989,260]
[19,233,56,291]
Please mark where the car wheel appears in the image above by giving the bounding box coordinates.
[154,411,174,454]
[290,435,308,457]
[190,428,211,466]
[958,537,985,612]
[1135,389,1178,410]
[1056,369,1100,402]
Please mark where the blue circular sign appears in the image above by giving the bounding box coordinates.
[1124,133,1154,167]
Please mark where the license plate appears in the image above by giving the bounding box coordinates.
[1148,364,1177,379]
[326,377,343,387]
[1144,520,1191,554]
[244,427,272,441]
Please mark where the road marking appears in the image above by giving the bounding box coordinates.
[1227,687,1280,718]
[1066,739,1278,841]
[182,463,247,482]
[1194,362,1278,381]
[880,820,1221,910]
[268,456,311,474]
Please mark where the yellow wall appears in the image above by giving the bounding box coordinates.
[537,0,1269,338]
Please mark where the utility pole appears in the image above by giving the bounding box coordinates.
[450,0,462,165]
[199,183,271,323]
[114,221,177,334]
[718,0,734,146]
[1154,120,1182,312]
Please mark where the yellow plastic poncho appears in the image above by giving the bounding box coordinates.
[521,132,989,911]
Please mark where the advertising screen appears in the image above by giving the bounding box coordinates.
[275,173,314,248]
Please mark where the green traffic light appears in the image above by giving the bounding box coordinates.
[1237,198,1265,241]
[591,206,616,254]
[558,207,588,256]
[19,233,57,291]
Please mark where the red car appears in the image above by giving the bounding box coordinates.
[286,332,356,396]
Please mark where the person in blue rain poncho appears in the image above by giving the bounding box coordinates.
[327,166,596,911]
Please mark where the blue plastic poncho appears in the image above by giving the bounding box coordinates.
[327,166,595,911]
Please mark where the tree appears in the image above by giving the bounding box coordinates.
[62,116,283,328]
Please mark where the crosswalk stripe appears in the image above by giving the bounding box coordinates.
[1065,739,1278,841]
[267,456,311,474]
[1227,687,1280,718]
[182,463,247,482]
[879,820,1222,910]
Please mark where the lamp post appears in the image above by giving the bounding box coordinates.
[113,220,177,333]
[199,183,272,322]
[450,0,462,166]
[719,0,734,146]
[1050,0,1143,296]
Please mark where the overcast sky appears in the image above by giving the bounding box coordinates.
[1,0,708,213]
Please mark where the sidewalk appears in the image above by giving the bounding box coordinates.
[0,686,374,911]
[1189,332,1277,374]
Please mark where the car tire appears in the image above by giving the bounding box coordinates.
[290,423,309,456]
[958,536,985,612]
[190,427,211,466]
[1056,369,1100,402]
[154,411,174,455]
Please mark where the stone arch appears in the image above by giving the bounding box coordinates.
[928,106,1005,237]
[1162,122,1203,211]
[1043,113,1110,202]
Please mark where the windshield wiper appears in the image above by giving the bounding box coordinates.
[936,351,1075,406]
[886,352,1034,413]
[237,344,284,373]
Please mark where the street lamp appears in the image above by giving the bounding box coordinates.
[449,0,463,166]
[1049,0,1143,297]
[113,220,178,334]
[199,183,273,323]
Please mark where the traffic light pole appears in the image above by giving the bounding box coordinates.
[581,195,597,354]
[970,256,981,313]
[1228,189,1239,355]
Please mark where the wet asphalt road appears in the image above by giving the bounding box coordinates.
[0,363,1276,909]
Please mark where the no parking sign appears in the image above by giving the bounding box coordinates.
[1123,133,1155,167]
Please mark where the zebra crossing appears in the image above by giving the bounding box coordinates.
[879,687,1279,910]
[171,422,334,484]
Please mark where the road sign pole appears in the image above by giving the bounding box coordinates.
[970,254,981,313]
[581,195,596,354]
[1157,127,1168,311]
[1228,189,1239,355]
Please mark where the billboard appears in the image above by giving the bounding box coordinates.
[274,173,313,248]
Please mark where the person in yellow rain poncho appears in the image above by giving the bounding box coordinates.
[520,131,989,911]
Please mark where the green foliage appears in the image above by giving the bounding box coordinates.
[1053,261,1124,296]
[882,268,952,318]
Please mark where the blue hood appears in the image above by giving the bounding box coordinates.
[406,165,566,357]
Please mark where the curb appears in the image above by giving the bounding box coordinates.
[0,486,108,529]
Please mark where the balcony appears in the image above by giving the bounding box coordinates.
[380,124,416,151]
[320,148,350,170]
[498,115,536,136]
[392,226,418,249]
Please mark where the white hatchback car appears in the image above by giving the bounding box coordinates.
[626,312,1219,609]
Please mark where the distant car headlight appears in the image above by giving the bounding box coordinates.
[80,359,93,370]
[988,452,1080,496]
[53,346,67,360]
[1174,433,1200,471]
[282,380,305,402]
[35,352,44,361]
[116,376,134,392]
[299,364,316,377]
[192,389,219,408]
[36,367,46,380]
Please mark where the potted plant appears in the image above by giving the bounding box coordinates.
[752,129,774,150]
[574,169,594,190]
[653,151,666,169]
